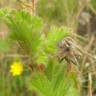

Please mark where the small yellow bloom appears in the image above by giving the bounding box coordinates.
[10,61,24,76]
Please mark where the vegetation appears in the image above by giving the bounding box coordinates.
[0,0,96,96]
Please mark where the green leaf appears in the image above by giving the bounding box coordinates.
[0,10,43,58]
[45,26,71,53]
[28,73,54,96]
[27,61,80,96]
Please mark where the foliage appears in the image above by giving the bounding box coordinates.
[36,26,71,64]
[28,61,80,96]
[0,8,71,64]
[0,9,43,59]
[0,0,96,96]
[45,26,71,53]
[0,6,80,96]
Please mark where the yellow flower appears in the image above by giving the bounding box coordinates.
[10,61,24,76]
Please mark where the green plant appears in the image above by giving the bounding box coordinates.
[28,59,80,96]
[0,9,80,96]
[0,9,43,58]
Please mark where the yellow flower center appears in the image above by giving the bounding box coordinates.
[10,61,24,76]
